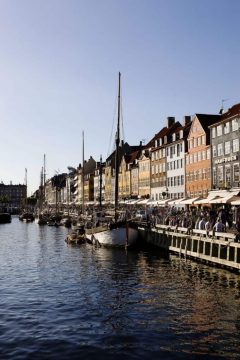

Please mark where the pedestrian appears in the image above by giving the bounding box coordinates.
[198,217,206,230]
[213,218,225,232]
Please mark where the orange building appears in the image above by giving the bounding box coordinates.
[185,114,220,199]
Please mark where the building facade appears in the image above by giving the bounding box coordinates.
[185,114,220,198]
[166,117,191,199]
[0,183,27,211]
[210,103,240,190]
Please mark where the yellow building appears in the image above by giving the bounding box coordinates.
[138,150,151,198]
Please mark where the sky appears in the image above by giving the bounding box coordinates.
[0,0,240,195]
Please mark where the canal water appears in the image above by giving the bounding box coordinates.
[0,217,240,359]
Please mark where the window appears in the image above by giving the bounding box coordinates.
[186,156,189,165]
[207,149,210,159]
[212,127,216,138]
[218,166,223,183]
[218,143,223,156]
[225,166,231,187]
[224,122,230,134]
[232,118,239,131]
[202,135,205,145]
[217,125,222,136]
[199,169,202,180]
[197,137,201,146]
[193,138,197,147]
[202,168,206,179]
[198,151,201,161]
[202,150,206,160]
[194,153,197,163]
[233,164,240,183]
[212,146,217,157]
[224,141,231,155]
[190,155,193,164]
[233,138,239,153]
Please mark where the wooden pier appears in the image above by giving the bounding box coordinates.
[137,223,240,271]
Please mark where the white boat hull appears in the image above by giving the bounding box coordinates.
[85,225,138,247]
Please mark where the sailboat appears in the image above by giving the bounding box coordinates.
[85,73,138,247]
[35,155,48,225]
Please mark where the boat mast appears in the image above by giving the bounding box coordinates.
[114,72,121,222]
[25,168,28,210]
[99,154,102,208]
[39,166,43,214]
[82,130,85,214]
[43,154,46,204]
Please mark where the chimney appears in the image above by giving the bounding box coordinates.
[167,116,175,128]
[183,116,191,126]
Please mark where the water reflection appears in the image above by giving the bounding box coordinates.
[0,218,240,359]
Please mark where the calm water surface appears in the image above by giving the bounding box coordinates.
[0,217,240,359]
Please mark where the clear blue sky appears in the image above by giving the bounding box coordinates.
[0,0,239,195]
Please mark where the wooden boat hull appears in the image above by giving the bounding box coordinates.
[85,224,138,247]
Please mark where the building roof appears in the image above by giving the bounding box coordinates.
[193,113,220,144]
[221,103,240,121]
[147,121,183,150]
[195,114,220,132]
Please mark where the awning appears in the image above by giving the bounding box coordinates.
[210,194,240,204]
[231,197,240,205]
[147,200,159,205]
[126,199,140,205]
[157,199,172,206]
[167,198,186,205]
[137,199,150,205]
[196,190,240,205]
[180,197,200,205]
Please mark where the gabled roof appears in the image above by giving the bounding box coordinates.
[125,150,141,164]
[195,114,220,133]
[106,142,142,169]
[221,103,240,121]
[147,121,183,149]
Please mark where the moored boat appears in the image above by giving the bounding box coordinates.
[0,213,11,224]
[65,225,86,245]
[84,73,138,248]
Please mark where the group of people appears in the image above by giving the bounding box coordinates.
[142,205,237,234]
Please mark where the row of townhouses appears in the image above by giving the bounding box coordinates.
[44,102,240,206]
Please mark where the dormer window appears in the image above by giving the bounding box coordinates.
[159,138,162,146]
[172,133,176,141]
[164,136,167,144]
[155,140,157,147]
[180,130,183,138]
